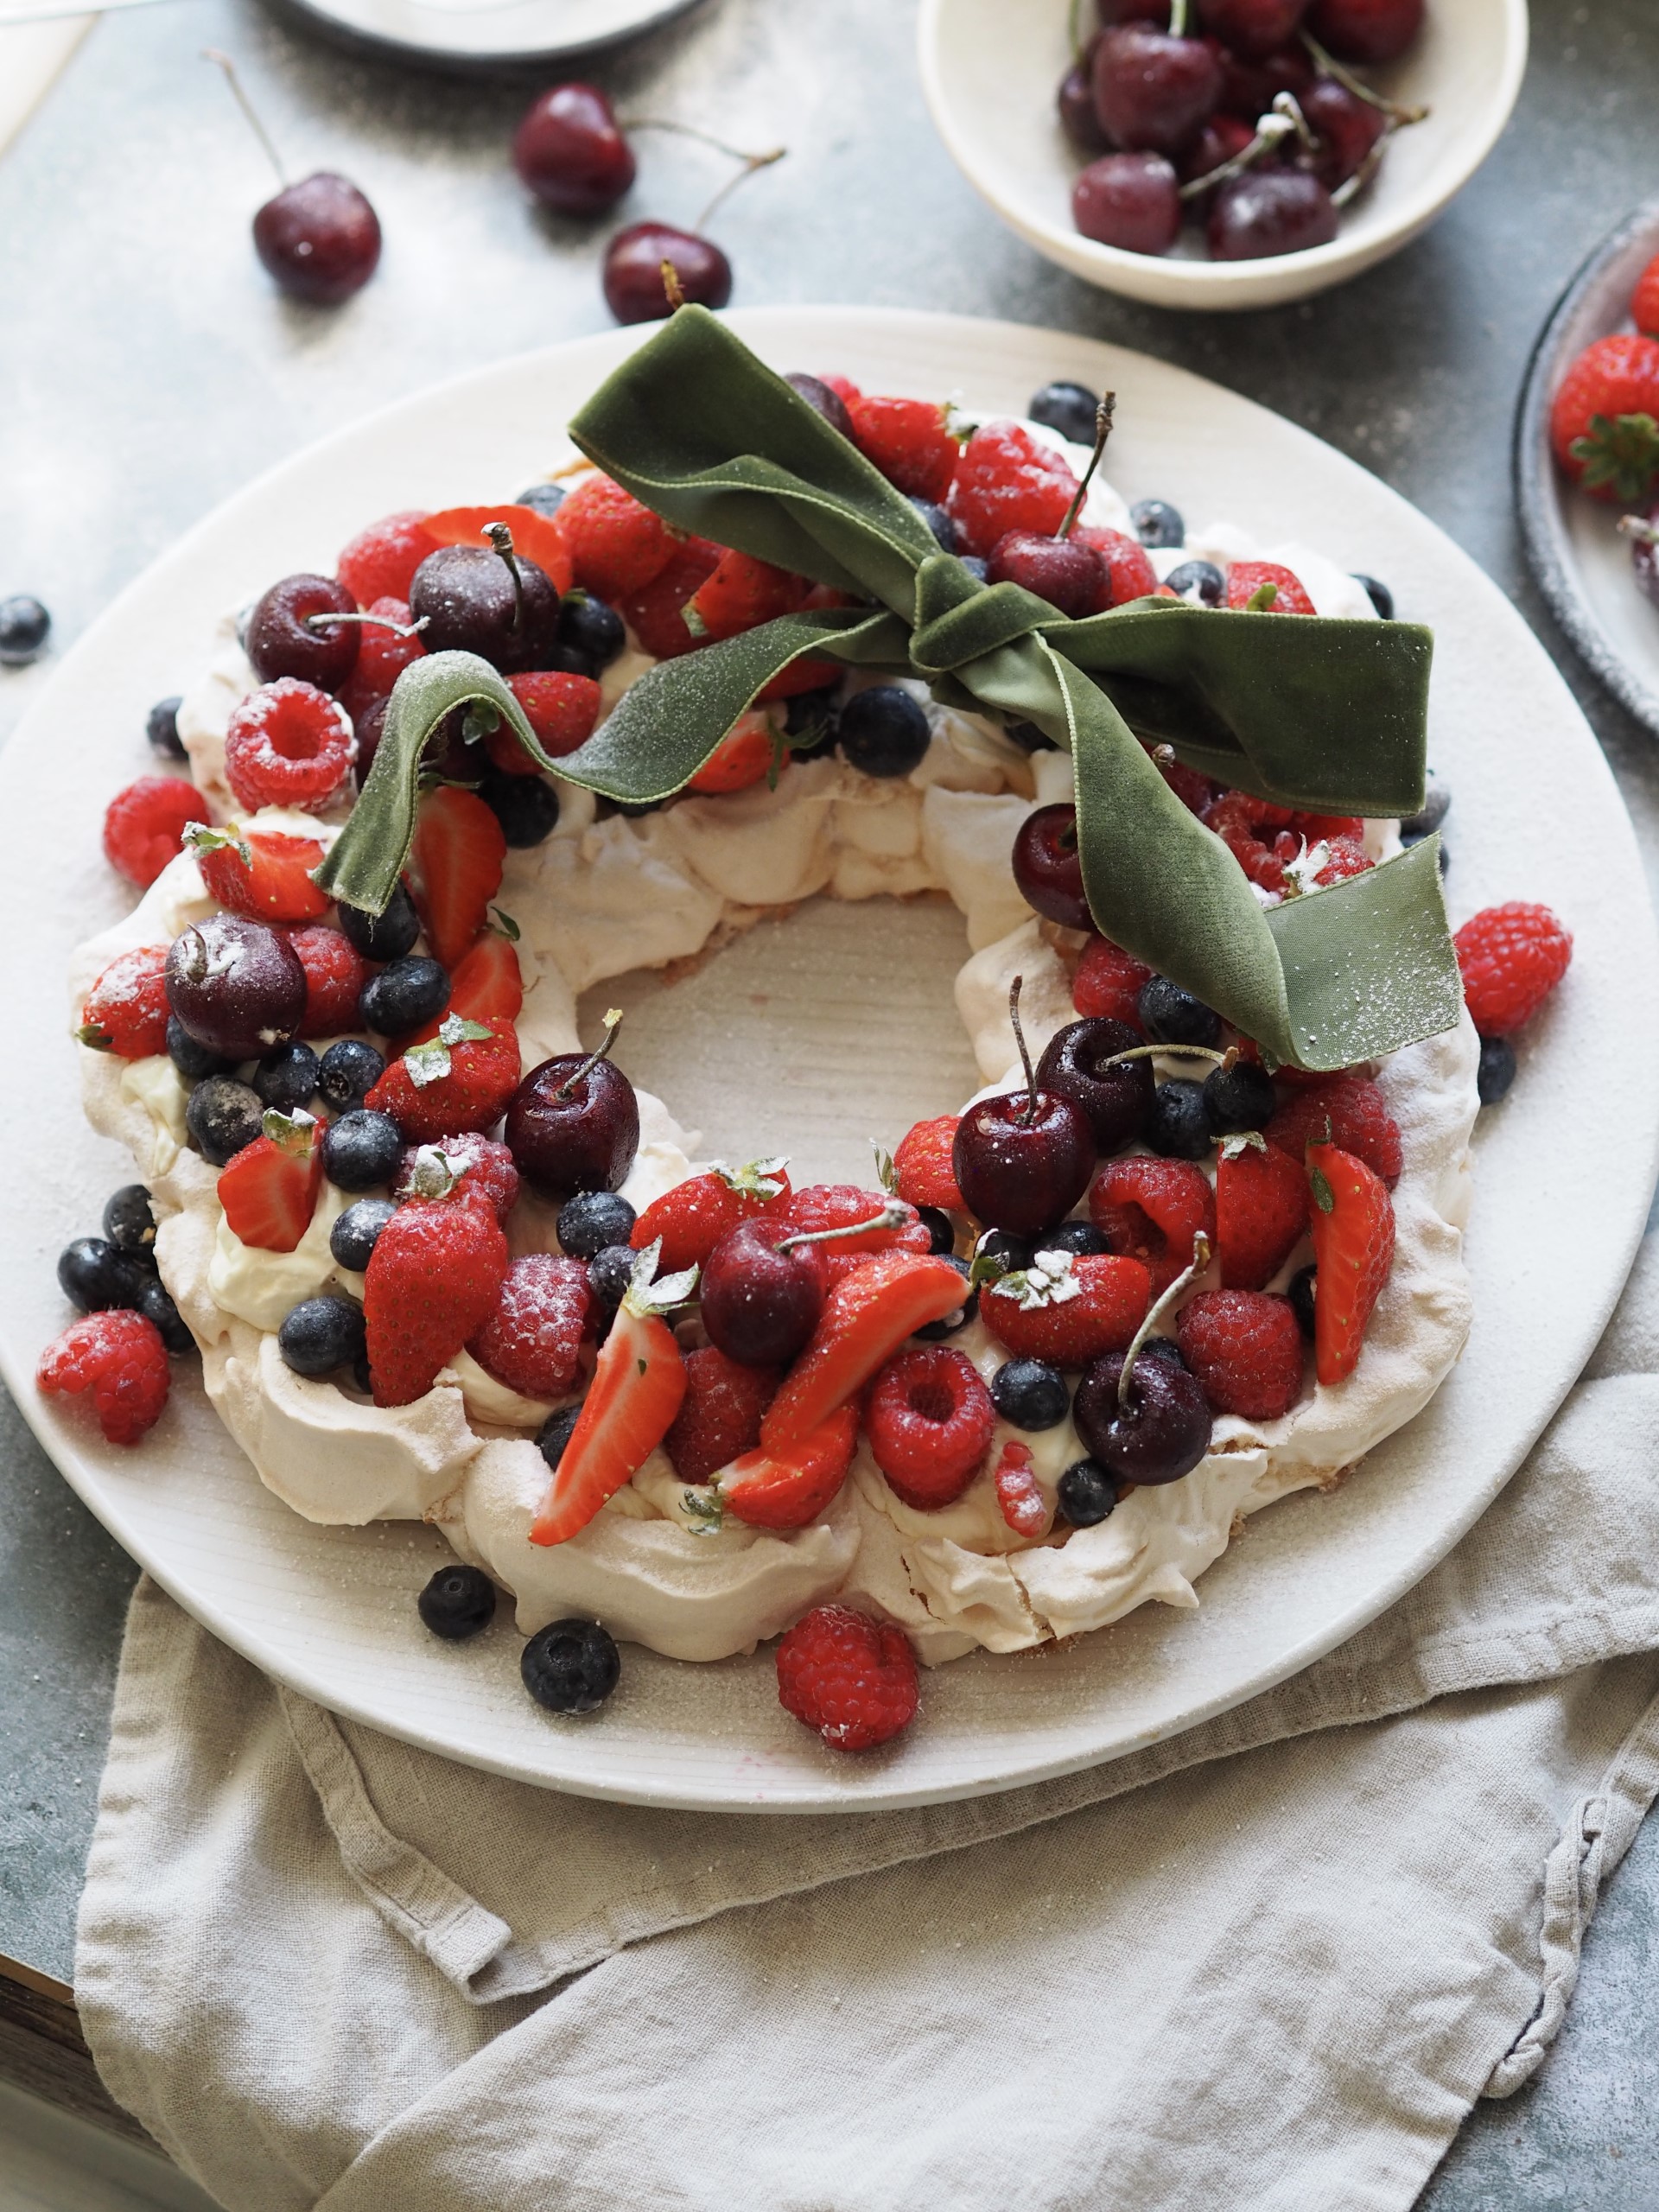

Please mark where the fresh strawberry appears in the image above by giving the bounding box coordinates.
[631,1156,791,1274]
[982,1249,1150,1369]
[337,511,432,606]
[1306,1141,1395,1386]
[218,1111,324,1251]
[1635,254,1659,342]
[1453,902,1573,1038]
[401,931,522,1046]
[843,392,958,502]
[394,1132,519,1223]
[1215,1135,1309,1290]
[224,680,355,813]
[77,946,170,1059]
[760,1249,974,1452]
[186,824,330,923]
[720,1404,858,1530]
[1265,1075,1402,1186]
[409,785,506,969]
[1549,334,1659,503]
[365,1014,521,1143]
[994,1440,1052,1538]
[364,1194,511,1408]
[864,1344,995,1510]
[419,504,574,594]
[664,1346,779,1485]
[531,1247,692,1543]
[1225,561,1315,614]
[1072,937,1153,1027]
[285,925,369,1039]
[468,1254,593,1399]
[688,713,780,794]
[1090,1155,1216,1296]
[772,1184,924,1258]
[755,653,846,703]
[774,1603,918,1752]
[946,421,1080,557]
[557,475,677,599]
[37,1310,170,1446]
[1072,525,1159,609]
[493,670,601,767]
[1176,1289,1306,1421]
[337,597,426,728]
[616,537,722,659]
[891,1116,963,1211]
[102,777,210,887]
[683,550,810,643]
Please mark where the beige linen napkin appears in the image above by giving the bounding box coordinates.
[74,1231,1659,2212]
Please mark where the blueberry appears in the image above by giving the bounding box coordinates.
[1288,1264,1317,1342]
[137,1276,194,1355]
[1146,1078,1213,1160]
[910,497,960,553]
[0,594,50,667]
[513,482,567,518]
[1165,559,1224,607]
[1354,573,1395,620]
[321,1109,404,1192]
[353,1353,373,1395]
[556,589,626,670]
[537,1402,582,1470]
[1137,976,1222,1049]
[277,1294,367,1376]
[838,685,931,779]
[479,770,561,849]
[588,1244,637,1310]
[58,1237,147,1313]
[167,1015,232,1084]
[1131,499,1185,550]
[317,1038,385,1111]
[521,1617,620,1714]
[917,1205,957,1255]
[976,1228,1034,1278]
[186,1077,264,1166]
[1034,1220,1109,1259]
[557,1189,637,1259]
[330,1197,397,1274]
[418,1562,498,1640]
[1058,1458,1118,1526]
[913,1255,977,1341]
[1136,1336,1187,1368]
[539,642,599,680]
[1203,1060,1275,1135]
[990,1357,1070,1431]
[338,882,421,962]
[359,955,449,1036]
[1028,379,1101,447]
[146,695,187,760]
[1399,776,1450,841]
[253,1041,321,1114]
[103,1183,157,1258]
[1477,1034,1516,1108]
[959,556,989,584]
[1004,717,1058,755]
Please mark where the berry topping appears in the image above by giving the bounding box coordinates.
[102,777,210,888]
[245,573,359,691]
[842,391,958,502]
[410,785,507,971]
[1215,1132,1309,1290]
[164,913,307,1062]
[720,1404,860,1531]
[522,1618,622,1713]
[318,1039,385,1116]
[338,880,421,963]
[1177,1287,1306,1421]
[359,955,450,1039]
[395,1132,520,1223]
[496,670,601,764]
[760,1249,972,1453]
[1146,1077,1216,1160]
[417,1563,497,1642]
[987,530,1104,620]
[329,1197,396,1274]
[365,1014,522,1144]
[337,597,427,728]
[988,1356,1070,1430]
[947,421,1081,558]
[1476,1035,1516,1107]
[480,772,563,851]
[774,1603,918,1754]
[78,946,171,1060]
[1090,1153,1216,1296]
[337,512,433,607]
[469,1255,594,1400]
[37,1310,170,1446]
[1202,1056,1275,1135]
[407,538,562,672]
[218,1110,323,1252]
[1058,1456,1118,1526]
[664,1345,778,1486]
[507,1011,639,1204]
[953,978,1097,1235]
[1037,1016,1154,1152]
[1137,974,1222,1047]
[684,550,810,644]
[632,1156,791,1273]
[837,684,932,779]
[512,82,636,215]
[188,824,330,924]
[277,1294,366,1376]
[103,1183,157,1259]
[865,1344,996,1510]
[1453,902,1573,1039]
[1205,791,1366,897]
[1071,524,1160,607]
[687,715,781,794]
[1165,558,1224,607]
[995,1440,1052,1539]
[1073,1339,1211,1486]
[1224,561,1316,614]
[983,1247,1151,1369]
[224,679,354,813]
[185,1077,264,1166]
[321,1108,404,1192]
[1131,497,1185,548]
[253,1041,320,1114]
[772,1183,925,1256]
[1265,1073,1402,1185]
[1028,379,1103,446]
[285,925,370,1039]
[146,696,186,760]
[891,1117,965,1212]
[556,1188,637,1258]
[57,1236,149,1316]
[616,536,722,659]
[559,474,678,600]
[1072,936,1154,1027]
[363,1193,510,1408]
[1306,1141,1395,1386]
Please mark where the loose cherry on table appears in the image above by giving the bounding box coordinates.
[205,53,380,307]
[602,222,733,324]
[512,84,637,216]
[505,1010,640,1203]
[951,977,1097,1236]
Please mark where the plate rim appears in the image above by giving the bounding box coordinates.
[272,0,709,70]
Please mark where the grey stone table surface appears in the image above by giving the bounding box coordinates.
[3,0,1658,2196]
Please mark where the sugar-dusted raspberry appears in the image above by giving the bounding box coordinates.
[1072,936,1153,1027]
[664,1345,777,1485]
[37,1309,170,1445]
[994,1439,1052,1538]
[1265,1075,1402,1187]
[283,924,368,1038]
[468,1254,593,1400]
[337,596,426,728]
[1090,1154,1216,1296]
[336,512,432,607]
[945,421,1080,558]
[224,680,354,813]
[616,537,721,659]
[1453,902,1573,1039]
[102,776,210,888]
[864,1344,995,1510]
[77,945,170,1059]
[560,474,677,600]
[395,1132,520,1224]
[1206,791,1366,897]
[891,1116,963,1211]
[1225,561,1315,614]
[494,671,602,770]
[774,1603,918,1752]
[1073,525,1158,609]
[1177,1288,1306,1422]
[844,393,957,503]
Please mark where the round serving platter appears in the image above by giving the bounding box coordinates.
[275,0,708,70]
[3,306,1654,1813]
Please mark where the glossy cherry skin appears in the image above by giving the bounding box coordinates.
[1296,76,1388,189]
[245,573,359,691]
[505,1055,640,1202]
[1073,1346,1212,1484]
[512,84,636,216]
[1012,803,1093,931]
[603,223,732,324]
[1096,0,1170,21]
[1071,150,1183,255]
[1036,1018,1154,1152]
[252,175,380,306]
[165,914,307,1062]
[785,373,856,439]
[1194,0,1308,63]
[952,1090,1096,1236]
[408,545,560,673]
[1207,168,1338,258]
[1210,38,1313,118]
[1058,40,1113,154]
[1092,26,1224,157]
[700,1221,825,1370]
[1178,114,1258,217]
[1306,0,1423,63]
[987,532,1105,619]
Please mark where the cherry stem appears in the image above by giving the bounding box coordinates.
[556,1007,624,1102]
[1331,135,1391,209]
[1058,396,1116,541]
[1177,109,1296,201]
[1300,29,1428,124]
[1008,974,1040,1126]
[1117,1231,1211,1410]
[1102,1042,1238,1072]
[1066,0,1087,61]
[1619,514,1659,546]
[775,1203,910,1255]
[621,116,780,167]
[661,259,686,313]
[202,49,287,190]
[1168,0,1189,35]
[693,143,786,237]
[303,611,429,638]
[484,523,525,634]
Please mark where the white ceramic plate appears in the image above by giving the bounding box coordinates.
[3,307,1653,1813]
[917,0,1527,312]
[279,0,706,70]
[1516,200,1659,742]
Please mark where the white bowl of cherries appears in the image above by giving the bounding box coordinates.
[917,0,1528,312]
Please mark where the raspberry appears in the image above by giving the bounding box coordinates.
[946,422,1079,558]
[773,1183,922,1255]
[616,537,721,659]
[891,1116,963,1211]
[1225,561,1316,614]
[337,597,426,728]
[687,714,779,794]
[337,512,433,607]
[774,1603,918,1752]
[77,945,170,1059]
[632,1158,791,1273]
[1206,791,1365,896]
[560,474,677,599]
[1453,903,1573,1039]
[1265,1075,1402,1186]
[1072,525,1158,609]
[1090,1155,1216,1295]
[224,679,354,812]
[843,393,957,502]
[664,1346,777,1484]
[1177,1290,1306,1421]
[494,671,601,769]
[1215,1137,1309,1291]
[1072,937,1153,1027]
[864,1344,995,1509]
[1306,836,1373,887]
[981,1250,1150,1368]
[37,1310,170,1445]
[102,776,210,888]
[994,1440,1052,1538]
[468,1255,593,1399]
[365,1015,522,1143]
[283,925,369,1038]
[395,1133,519,1223]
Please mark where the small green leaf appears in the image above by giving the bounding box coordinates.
[403,1036,452,1089]
[1244,581,1280,613]
[437,1014,493,1046]
[872,1144,897,1195]
[73,1022,113,1052]
[1309,1164,1335,1215]
[489,906,522,943]
[681,1488,724,1535]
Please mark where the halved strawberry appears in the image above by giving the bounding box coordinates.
[760,1250,972,1452]
[687,714,779,795]
[1306,1141,1395,1387]
[683,550,810,644]
[217,1113,323,1252]
[409,785,506,969]
[419,504,574,594]
[186,824,330,924]
[401,930,523,1048]
[720,1404,859,1530]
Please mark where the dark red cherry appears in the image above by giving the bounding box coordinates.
[1207,168,1338,258]
[245,573,359,691]
[512,83,636,216]
[1305,0,1423,63]
[1296,77,1388,188]
[505,1052,639,1202]
[1092,25,1224,156]
[1012,803,1093,931]
[1073,1345,1212,1484]
[1059,39,1113,154]
[407,544,560,674]
[165,914,307,1062]
[1036,1018,1154,1152]
[785,373,856,440]
[1096,0,1170,21]
[700,1220,825,1369]
[1179,113,1258,216]
[953,1090,1096,1236]
[1211,39,1313,118]
[987,531,1105,619]
[602,222,732,325]
[1194,0,1308,63]
[252,174,380,306]
[1071,150,1183,255]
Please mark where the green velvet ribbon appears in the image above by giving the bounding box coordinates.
[315,307,1461,1071]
